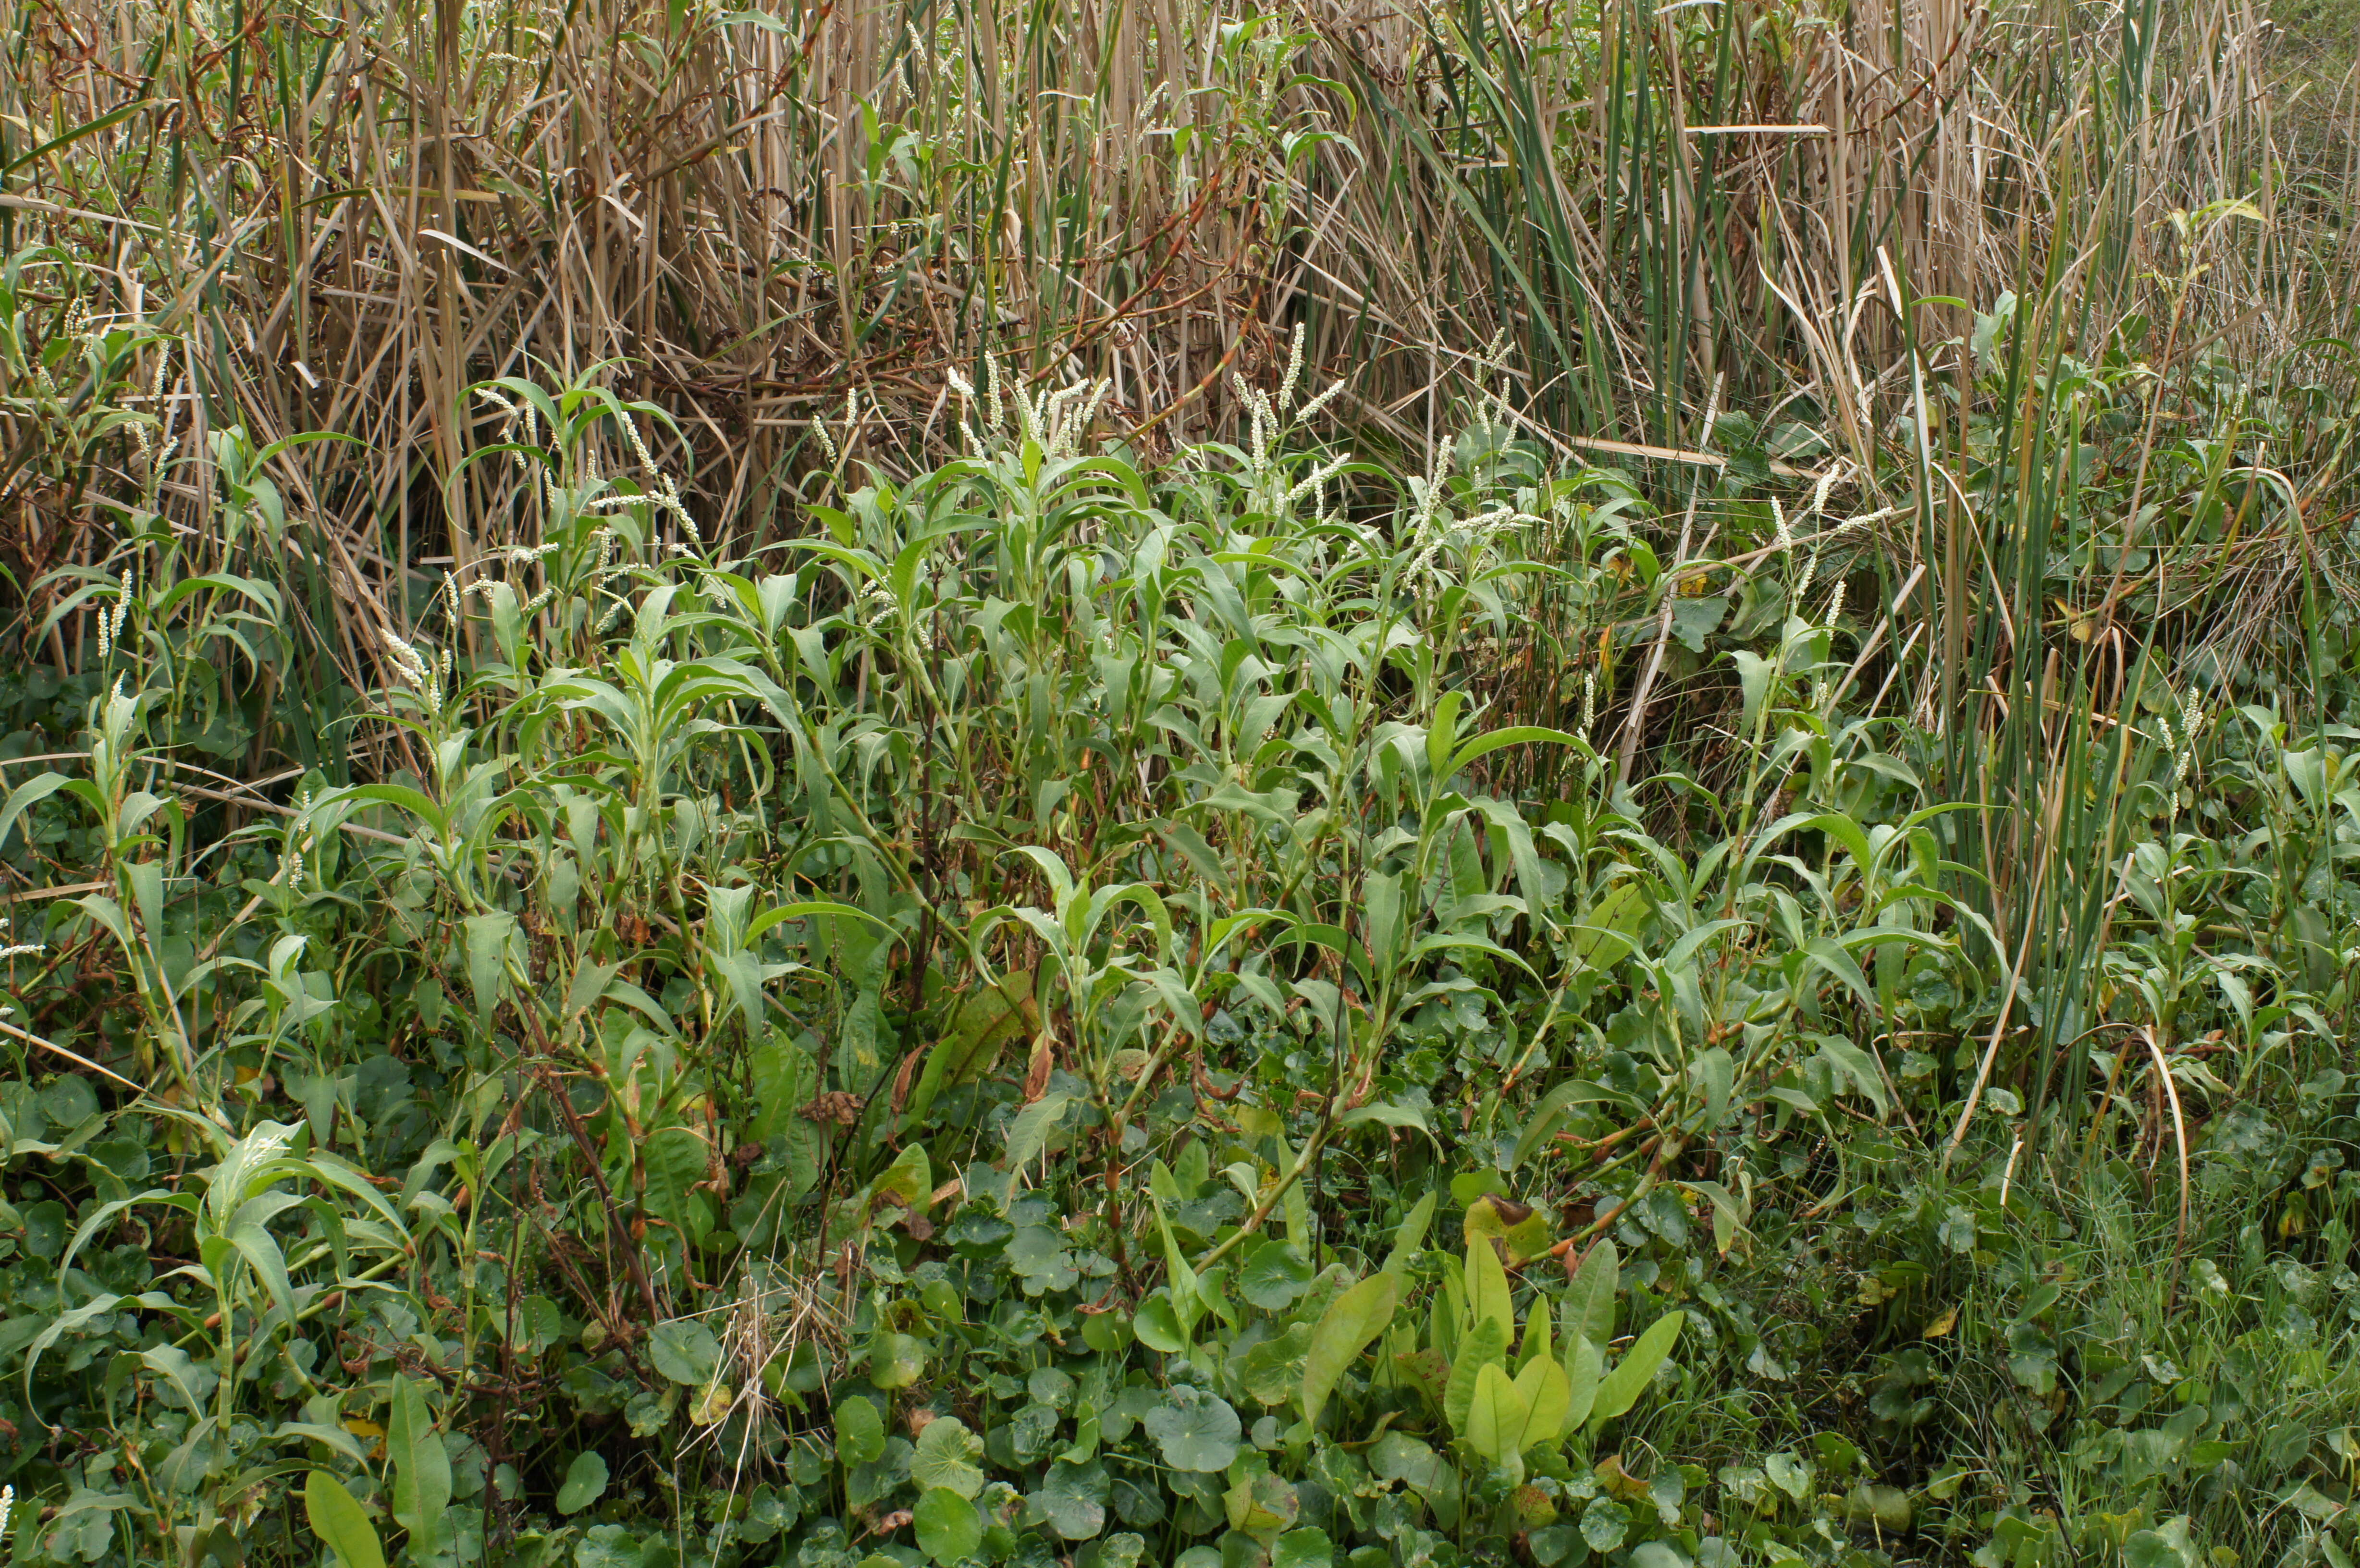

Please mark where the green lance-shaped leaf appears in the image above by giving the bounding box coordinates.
[463,911,518,1023]
[304,1471,386,1568]
[1006,1090,1074,1168]
[1513,1356,1571,1451]
[0,771,74,857]
[1562,1238,1618,1350]
[1560,1334,1603,1435]
[1443,1315,1510,1437]
[1464,1234,1513,1336]
[1692,1045,1735,1132]
[1464,1363,1531,1463]
[1299,1271,1401,1429]
[1565,881,1651,972]
[388,1374,451,1554]
[1589,1311,1683,1432]
[1518,1286,1553,1370]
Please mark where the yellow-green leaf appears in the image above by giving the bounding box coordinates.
[1561,1334,1602,1434]
[1563,1239,1618,1349]
[1465,1362,1530,1463]
[388,1374,449,1553]
[1518,1291,1552,1371]
[1465,1233,1513,1335]
[1444,1315,1509,1437]
[304,1471,386,1568]
[1300,1271,1400,1429]
[1567,881,1649,970]
[1463,1193,1552,1265]
[1590,1311,1683,1431]
[1512,1356,1570,1451]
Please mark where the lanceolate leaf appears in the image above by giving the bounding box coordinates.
[1560,1334,1603,1435]
[1565,881,1652,971]
[1464,1234,1513,1335]
[1512,1355,1571,1450]
[1464,1362,1530,1462]
[1300,1271,1402,1429]
[1443,1315,1509,1437]
[1590,1311,1684,1431]
[0,771,71,857]
[1005,1090,1074,1168]
[388,1374,451,1554]
[304,1470,386,1568]
[1518,1296,1552,1370]
[462,910,518,1022]
[1563,1239,1618,1350]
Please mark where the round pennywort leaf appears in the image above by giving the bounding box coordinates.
[911,1416,986,1499]
[1143,1384,1242,1472]
[1582,1496,1631,1552]
[914,1487,983,1565]
[555,1451,609,1516]
[648,1319,721,1386]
